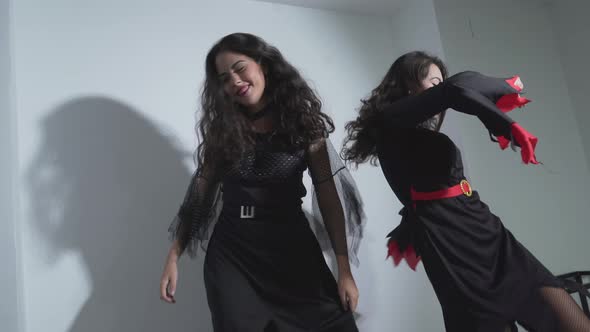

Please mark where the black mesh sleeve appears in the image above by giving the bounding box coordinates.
[167,165,222,257]
[307,138,365,266]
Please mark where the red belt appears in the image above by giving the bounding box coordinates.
[411,179,473,202]
[387,179,474,271]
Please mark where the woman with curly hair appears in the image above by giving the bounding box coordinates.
[342,51,590,331]
[159,33,363,332]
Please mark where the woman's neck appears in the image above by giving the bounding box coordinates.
[251,115,273,133]
[245,101,274,133]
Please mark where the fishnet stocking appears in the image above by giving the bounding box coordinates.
[538,286,590,332]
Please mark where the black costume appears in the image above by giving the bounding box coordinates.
[378,71,581,331]
[169,125,364,331]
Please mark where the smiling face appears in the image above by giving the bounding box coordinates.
[215,51,266,113]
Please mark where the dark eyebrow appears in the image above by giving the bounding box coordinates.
[218,60,246,79]
[231,60,246,69]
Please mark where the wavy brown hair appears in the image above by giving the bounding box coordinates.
[196,33,334,171]
[342,51,448,166]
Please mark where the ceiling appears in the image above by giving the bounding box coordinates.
[251,0,556,16]
[250,0,409,16]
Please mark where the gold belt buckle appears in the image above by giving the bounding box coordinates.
[460,180,473,197]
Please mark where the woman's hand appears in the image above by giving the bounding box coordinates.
[160,255,179,304]
[335,254,359,311]
[338,270,359,312]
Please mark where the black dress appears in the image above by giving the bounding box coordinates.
[169,133,363,332]
[378,71,566,331]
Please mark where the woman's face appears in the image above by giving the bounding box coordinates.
[215,51,266,112]
[415,63,443,93]
[414,63,445,131]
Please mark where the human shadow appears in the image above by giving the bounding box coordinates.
[26,96,212,332]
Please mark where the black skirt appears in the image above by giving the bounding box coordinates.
[203,206,358,332]
[391,190,564,330]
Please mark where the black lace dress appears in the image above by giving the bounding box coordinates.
[169,132,363,332]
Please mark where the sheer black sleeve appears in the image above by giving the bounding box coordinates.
[306,138,365,266]
[167,165,223,257]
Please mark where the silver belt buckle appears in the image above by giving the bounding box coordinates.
[240,205,255,219]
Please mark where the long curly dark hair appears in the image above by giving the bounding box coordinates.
[342,51,448,166]
[196,33,334,171]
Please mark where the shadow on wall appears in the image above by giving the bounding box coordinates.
[26,97,213,332]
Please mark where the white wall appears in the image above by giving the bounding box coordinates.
[1,0,22,331]
[434,0,590,275]
[553,0,590,170]
[13,0,590,331]
[11,0,399,331]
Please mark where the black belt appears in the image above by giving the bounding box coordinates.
[221,201,304,220]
